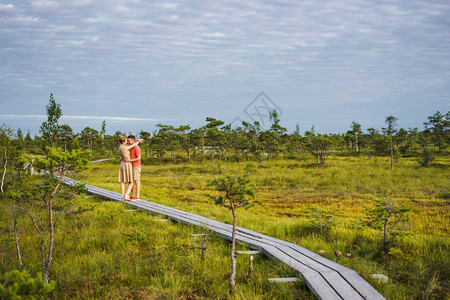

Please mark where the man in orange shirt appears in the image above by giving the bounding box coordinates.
[127,135,142,200]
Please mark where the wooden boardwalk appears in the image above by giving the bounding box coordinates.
[62,176,386,300]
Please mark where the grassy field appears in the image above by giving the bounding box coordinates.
[0,193,314,299]
[1,154,449,299]
[78,154,449,299]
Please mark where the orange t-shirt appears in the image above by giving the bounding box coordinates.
[129,145,141,167]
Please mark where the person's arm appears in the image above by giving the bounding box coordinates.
[128,153,141,163]
[123,139,144,151]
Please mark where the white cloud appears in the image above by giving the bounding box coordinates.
[0,3,15,10]
[0,114,46,119]
[154,2,179,10]
[46,24,78,33]
[69,0,95,7]
[67,40,85,47]
[357,28,371,34]
[121,19,154,29]
[203,32,226,38]
[163,14,179,21]
[16,15,40,23]
[84,17,107,24]
[0,114,164,122]
[61,115,164,122]
[31,0,58,8]
[114,5,131,14]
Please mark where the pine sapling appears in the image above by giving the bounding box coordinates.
[364,196,411,252]
[208,174,260,294]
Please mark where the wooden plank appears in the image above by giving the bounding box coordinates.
[262,244,341,300]
[279,247,363,299]
[233,231,376,299]
[268,277,300,283]
[236,251,260,255]
[235,237,361,299]
[61,176,386,300]
[339,270,387,300]
[238,226,352,271]
[89,158,115,163]
[236,226,386,300]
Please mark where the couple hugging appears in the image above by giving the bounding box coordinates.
[118,135,144,201]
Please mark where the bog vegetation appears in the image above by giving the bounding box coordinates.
[0,94,449,299]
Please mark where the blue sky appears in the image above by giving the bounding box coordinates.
[1,0,449,136]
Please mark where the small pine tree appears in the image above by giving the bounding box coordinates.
[208,174,260,294]
[364,197,411,252]
[420,148,434,167]
[304,206,338,235]
[385,116,398,169]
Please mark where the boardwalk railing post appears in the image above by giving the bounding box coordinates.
[246,255,254,281]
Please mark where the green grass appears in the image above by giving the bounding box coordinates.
[76,154,449,299]
[1,154,448,299]
[0,194,314,299]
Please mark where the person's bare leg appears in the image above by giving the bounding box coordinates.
[131,184,135,198]
[126,182,134,197]
[135,180,141,198]
[120,182,126,197]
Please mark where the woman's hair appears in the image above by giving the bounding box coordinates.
[119,135,127,144]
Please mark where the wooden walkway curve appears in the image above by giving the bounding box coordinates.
[62,176,386,300]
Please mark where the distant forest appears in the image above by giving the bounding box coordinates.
[1,94,449,166]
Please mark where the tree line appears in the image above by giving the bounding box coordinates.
[2,94,449,168]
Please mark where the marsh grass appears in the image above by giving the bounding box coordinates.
[0,194,315,299]
[1,155,448,299]
[75,155,449,299]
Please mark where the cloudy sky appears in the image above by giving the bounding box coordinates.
[1,0,449,136]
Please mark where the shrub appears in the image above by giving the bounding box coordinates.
[420,148,434,167]
[0,270,55,299]
[303,206,338,235]
[363,197,411,252]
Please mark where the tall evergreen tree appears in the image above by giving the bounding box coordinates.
[204,117,225,159]
[424,111,449,152]
[408,127,419,152]
[139,130,151,160]
[40,93,62,150]
[350,121,362,152]
[385,115,398,169]
[59,124,74,152]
